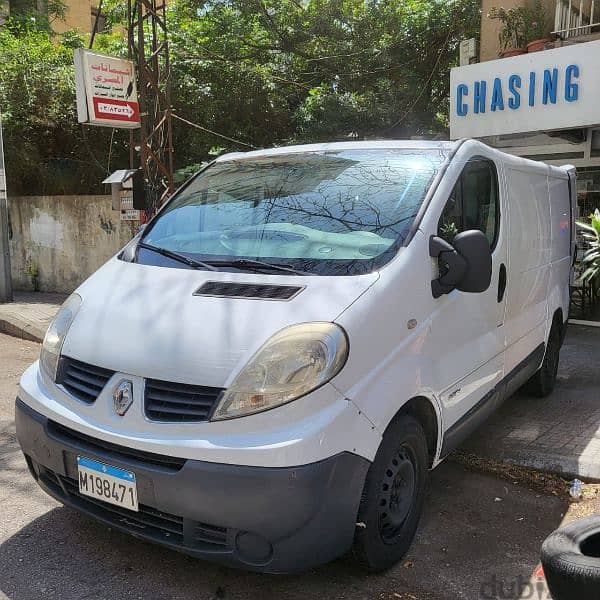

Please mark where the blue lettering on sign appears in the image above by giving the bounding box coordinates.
[529,72,536,106]
[456,83,468,116]
[543,68,558,104]
[490,77,504,111]
[565,64,579,102]
[508,74,521,109]
[474,81,487,114]
[454,64,581,116]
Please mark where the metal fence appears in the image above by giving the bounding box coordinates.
[553,0,600,38]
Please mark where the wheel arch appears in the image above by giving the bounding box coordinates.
[390,396,441,468]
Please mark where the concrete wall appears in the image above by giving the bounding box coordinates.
[8,196,137,294]
[480,0,556,62]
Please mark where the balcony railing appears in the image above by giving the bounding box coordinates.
[553,0,600,39]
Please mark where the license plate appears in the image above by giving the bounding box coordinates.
[77,456,138,512]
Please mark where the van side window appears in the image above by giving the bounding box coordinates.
[438,159,499,248]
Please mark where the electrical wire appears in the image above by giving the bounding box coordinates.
[171,112,257,149]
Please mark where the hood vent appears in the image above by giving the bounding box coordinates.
[193,281,304,301]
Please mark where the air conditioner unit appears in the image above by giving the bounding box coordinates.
[459,38,479,66]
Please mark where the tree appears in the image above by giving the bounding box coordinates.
[167,0,480,150]
[0,0,480,194]
[0,18,129,195]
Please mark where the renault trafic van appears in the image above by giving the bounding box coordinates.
[16,140,575,573]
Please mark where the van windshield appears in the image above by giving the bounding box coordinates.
[140,149,447,276]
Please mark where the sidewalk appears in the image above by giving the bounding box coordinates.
[0,292,66,343]
[461,325,600,481]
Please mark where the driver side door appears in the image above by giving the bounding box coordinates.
[426,156,507,455]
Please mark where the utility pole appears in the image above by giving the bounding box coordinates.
[0,111,13,303]
[127,0,174,215]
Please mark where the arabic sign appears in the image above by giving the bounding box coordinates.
[74,49,141,129]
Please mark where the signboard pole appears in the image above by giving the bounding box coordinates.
[128,0,174,215]
[0,110,13,303]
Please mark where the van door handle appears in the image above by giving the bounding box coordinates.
[497,263,507,303]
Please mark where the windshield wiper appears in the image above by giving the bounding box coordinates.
[138,242,219,272]
[205,258,312,276]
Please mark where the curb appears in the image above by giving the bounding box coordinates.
[466,444,600,483]
[0,317,45,343]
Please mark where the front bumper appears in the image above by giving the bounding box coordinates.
[15,398,370,573]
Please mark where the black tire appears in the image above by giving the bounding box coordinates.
[352,414,429,572]
[541,515,600,600]
[526,321,561,397]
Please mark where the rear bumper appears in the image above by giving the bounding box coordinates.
[15,398,370,573]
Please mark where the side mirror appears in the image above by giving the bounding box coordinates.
[429,230,492,298]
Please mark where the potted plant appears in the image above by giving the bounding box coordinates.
[524,0,553,52]
[488,6,527,57]
[576,210,600,286]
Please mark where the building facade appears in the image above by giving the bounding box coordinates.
[452,1,600,216]
[55,0,97,34]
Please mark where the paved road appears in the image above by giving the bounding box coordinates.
[0,333,566,600]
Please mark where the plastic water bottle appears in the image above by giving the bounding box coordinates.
[569,479,583,500]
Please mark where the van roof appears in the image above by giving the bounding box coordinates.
[215,140,458,162]
[214,139,573,178]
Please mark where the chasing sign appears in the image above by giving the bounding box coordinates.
[450,39,600,139]
[74,48,141,129]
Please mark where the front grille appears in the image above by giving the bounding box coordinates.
[57,357,114,404]
[36,465,230,551]
[194,522,228,548]
[62,475,185,543]
[47,419,186,471]
[39,468,185,544]
[194,281,303,300]
[144,379,223,423]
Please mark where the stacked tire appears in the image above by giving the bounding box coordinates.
[541,515,600,599]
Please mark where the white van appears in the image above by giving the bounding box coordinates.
[16,140,575,573]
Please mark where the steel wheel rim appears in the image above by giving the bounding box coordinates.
[377,445,417,544]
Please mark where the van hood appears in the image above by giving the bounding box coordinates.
[62,258,378,388]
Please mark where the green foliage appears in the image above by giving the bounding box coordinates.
[0,0,480,194]
[576,210,600,284]
[6,0,67,34]
[522,0,551,42]
[488,1,551,52]
[488,5,528,51]
[0,25,129,194]
[168,0,480,168]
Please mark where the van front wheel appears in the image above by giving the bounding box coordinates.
[352,415,428,572]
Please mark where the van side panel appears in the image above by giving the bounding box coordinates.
[547,174,572,332]
[503,167,551,376]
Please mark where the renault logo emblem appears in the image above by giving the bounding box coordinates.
[113,380,134,416]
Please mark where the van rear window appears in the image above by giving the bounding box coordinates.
[140,149,447,276]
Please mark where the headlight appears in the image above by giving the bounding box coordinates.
[212,322,348,421]
[40,293,82,381]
